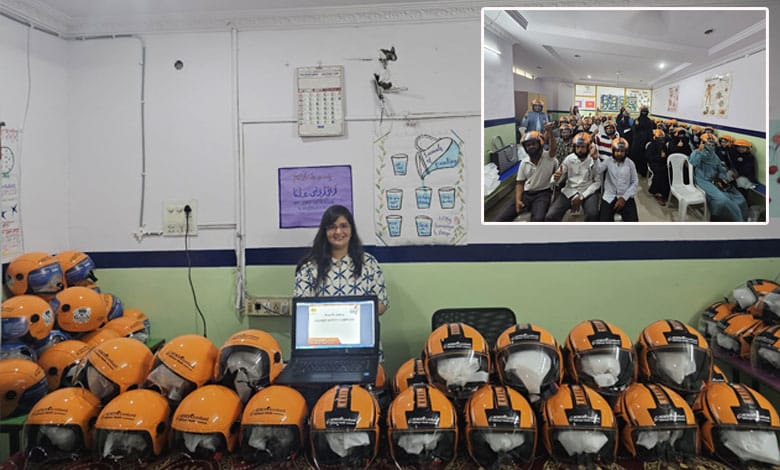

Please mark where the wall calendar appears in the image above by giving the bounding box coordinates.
[296,65,345,137]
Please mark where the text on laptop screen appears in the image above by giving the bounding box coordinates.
[294,298,376,350]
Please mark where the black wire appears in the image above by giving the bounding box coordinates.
[185,212,208,338]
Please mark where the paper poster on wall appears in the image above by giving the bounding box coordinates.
[374,129,466,246]
[278,165,353,228]
[575,96,596,111]
[575,84,596,96]
[702,73,732,118]
[1,127,23,263]
[597,86,624,113]
[625,88,651,113]
[667,85,679,112]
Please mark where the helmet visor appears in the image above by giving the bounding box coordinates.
[576,348,635,395]
[751,344,780,372]
[649,346,711,394]
[631,425,697,461]
[715,427,780,466]
[428,352,490,399]
[97,429,154,462]
[25,424,84,463]
[218,348,268,403]
[733,286,757,309]
[64,257,96,285]
[499,344,559,401]
[27,263,64,294]
[390,429,456,468]
[550,428,615,464]
[311,430,376,469]
[241,424,300,463]
[144,362,196,407]
[2,317,30,341]
[468,428,535,469]
[1,342,37,362]
[172,430,227,459]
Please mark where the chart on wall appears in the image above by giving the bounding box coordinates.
[1,127,23,262]
[625,88,651,113]
[374,129,466,246]
[597,86,624,113]
[667,85,679,112]
[701,73,732,118]
[574,84,597,111]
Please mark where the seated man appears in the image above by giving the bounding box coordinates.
[597,138,639,222]
[495,124,558,222]
[545,132,602,222]
[688,134,748,222]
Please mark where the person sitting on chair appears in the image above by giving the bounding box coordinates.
[688,134,748,222]
[597,138,639,222]
[545,132,602,222]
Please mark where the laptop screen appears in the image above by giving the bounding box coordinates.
[292,296,377,351]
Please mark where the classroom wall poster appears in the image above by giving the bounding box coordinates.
[701,73,732,118]
[625,88,651,113]
[667,85,679,112]
[374,129,466,246]
[1,127,23,262]
[278,165,353,228]
[596,86,624,113]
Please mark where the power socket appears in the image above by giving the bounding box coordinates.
[246,295,291,316]
[163,200,198,236]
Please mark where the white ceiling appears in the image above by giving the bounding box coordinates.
[485,8,766,89]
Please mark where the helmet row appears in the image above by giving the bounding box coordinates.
[5,250,98,298]
[419,319,714,404]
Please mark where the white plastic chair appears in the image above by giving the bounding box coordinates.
[666,153,708,222]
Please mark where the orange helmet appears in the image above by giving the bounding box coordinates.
[37,339,91,391]
[215,329,283,403]
[0,359,48,419]
[718,134,735,145]
[531,99,544,111]
[614,383,698,461]
[636,320,712,395]
[392,357,428,395]
[702,126,715,134]
[520,130,545,149]
[541,384,617,465]
[101,293,124,321]
[96,389,171,462]
[171,384,242,458]
[713,313,764,359]
[54,250,97,287]
[387,384,458,468]
[733,279,780,311]
[52,286,108,333]
[603,120,617,134]
[698,300,738,340]
[747,290,780,324]
[310,384,380,469]
[692,125,702,133]
[1,295,55,342]
[611,137,629,156]
[495,323,563,403]
[74,337,153,404]
[241,385,308,463]
[652,129,665,141]
[103,315,150,343]
[750,324,780,373]
[144,334,217,407]
[679,122,689,129]
[563,320,636,399]
[363,363,391,415]
[24,387,101,463]
[4,252,65,296]
[465,384,536,469]
[733,139,751,149]
[118,308,152,340]
[699,133,718,148]
[694,382,780,466]
[559,123,574,139]
[573,132,592,147]
[423,322,490,400]
[81,327,123,348]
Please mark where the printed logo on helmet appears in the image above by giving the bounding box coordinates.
[565,386,601,425]
[102,410,138,421]
[485,387,520,426]
[72,307,92,323]
[440,324,473,351]
[176,413,210,425]
[250,406,286,417]
[586,321,622,348]
[30,405,69,417]
[509,324,541,343]
[94,348,119,369]
[662,321,699,345]
[166,351,195,371]
[405,386,441,428]
[731,385,772,426]
[324,386,360,429]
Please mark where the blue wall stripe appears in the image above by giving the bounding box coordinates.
[16,239,774,269]
[484,117,516,128]
[651,114,766,138]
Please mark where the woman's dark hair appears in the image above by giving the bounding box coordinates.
[296,204,365,289]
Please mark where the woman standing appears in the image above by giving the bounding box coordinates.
[294,205,388,314]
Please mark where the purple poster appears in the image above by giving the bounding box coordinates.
[278,165,353,228]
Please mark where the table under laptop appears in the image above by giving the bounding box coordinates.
[275,295,380,387]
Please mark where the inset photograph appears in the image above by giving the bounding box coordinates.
[483,8,767,223]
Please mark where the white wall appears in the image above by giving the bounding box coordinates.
[0,19,69,254]
[651,49,766,131]
[483,29,514,120]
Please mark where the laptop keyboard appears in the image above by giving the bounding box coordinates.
[294,358,372,373]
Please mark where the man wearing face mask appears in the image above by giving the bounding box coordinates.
[495,124,558,222]
[546,132,602,221]
[631,105,654,177]
[520,99,550,133]
[689,134,748,221]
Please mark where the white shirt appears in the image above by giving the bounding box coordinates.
[516,150,558,191]
[554,153,602,199]
[597,157,638,202]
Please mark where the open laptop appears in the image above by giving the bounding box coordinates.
[275,295,379,385]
